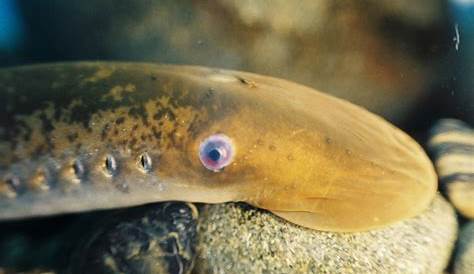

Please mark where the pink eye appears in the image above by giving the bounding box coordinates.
[199,134,235,172]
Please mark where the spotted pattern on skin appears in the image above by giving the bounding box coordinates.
[1,66,211,162]
[0,64,216,200]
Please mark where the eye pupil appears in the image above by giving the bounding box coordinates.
[208,149,221,162]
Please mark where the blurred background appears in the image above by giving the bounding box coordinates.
[0,0,472,133]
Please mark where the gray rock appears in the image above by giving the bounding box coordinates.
[196,194,457,274]
[454,221,474,274]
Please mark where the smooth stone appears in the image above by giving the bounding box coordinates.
[454,221,474,274]
[196,194,457,274]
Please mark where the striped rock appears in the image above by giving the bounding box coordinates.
[428,119,474,219]
[454,221,474,274]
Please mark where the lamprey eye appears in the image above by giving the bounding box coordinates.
[199,134,235,172]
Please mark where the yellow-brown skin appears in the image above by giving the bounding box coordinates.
[0,62,437,231]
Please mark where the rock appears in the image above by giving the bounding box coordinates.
[17,0,451,124]
[68,202,198,274]
[454,221,474,274]
[0,202,198,274]
[196,194,457,274]
[428,119,474,219]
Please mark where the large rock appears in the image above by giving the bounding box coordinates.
[454,221,474,274]
[196,194,457,274]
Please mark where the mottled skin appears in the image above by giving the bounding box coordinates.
[0,62,437,231]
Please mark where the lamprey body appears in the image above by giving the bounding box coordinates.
[0,63,437,231]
